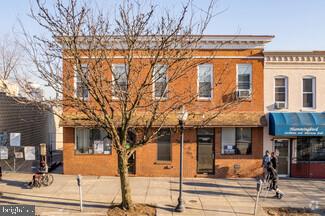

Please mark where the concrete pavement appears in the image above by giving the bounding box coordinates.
[0,172,324,215]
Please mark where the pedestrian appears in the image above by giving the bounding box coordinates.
[262,150,271,181]
[271,152,278,170]
[266,162,284,199]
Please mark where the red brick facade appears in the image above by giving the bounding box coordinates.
[61,36,271,178]
[63,127,263,177]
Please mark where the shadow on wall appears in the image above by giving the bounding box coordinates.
[214,164,263,178]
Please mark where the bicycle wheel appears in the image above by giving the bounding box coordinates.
[42,174,54,186]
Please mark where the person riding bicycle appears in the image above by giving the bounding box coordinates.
[29,160,48,187]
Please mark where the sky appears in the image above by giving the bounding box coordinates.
[0,0,325,51]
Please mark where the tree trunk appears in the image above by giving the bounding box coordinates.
[118,151,133,210]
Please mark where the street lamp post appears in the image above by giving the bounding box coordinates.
[175,106,188,212]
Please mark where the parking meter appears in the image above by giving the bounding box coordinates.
[77,175,81,187]
[77,175,83,211]
[256,179,262,192]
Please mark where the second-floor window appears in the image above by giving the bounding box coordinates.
[198,64,213,99]
[74,64,89,100]
[303,77,315,108]
[112,64,128,98]
[274,76,288,109]
[237,64,252,98]
[153,64,168,99]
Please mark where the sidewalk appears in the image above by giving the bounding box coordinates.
[0,172,324,215]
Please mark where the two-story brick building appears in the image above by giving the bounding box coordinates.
[60,35,274,178]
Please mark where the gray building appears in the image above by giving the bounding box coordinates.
[0,91,50,172]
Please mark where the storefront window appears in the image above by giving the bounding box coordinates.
[297,137,325,162]
[75,128,112,154]
[221,127,252,155]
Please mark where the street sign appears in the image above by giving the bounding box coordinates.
[0,146,8,160]
[10,133,21,147]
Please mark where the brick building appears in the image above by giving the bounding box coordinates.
[61,35,274,178]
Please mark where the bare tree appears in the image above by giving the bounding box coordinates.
[0,35,20,93]
[19,0,243,210]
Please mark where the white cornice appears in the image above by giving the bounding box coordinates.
[265,51,325,64]
[58,35,274,50]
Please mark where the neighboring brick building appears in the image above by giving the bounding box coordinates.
[61,35,273,178]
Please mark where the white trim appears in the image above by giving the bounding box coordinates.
[152,64,168,100]
[236,63,252,99]
[74,64,89,100]
[64,55,265,60]
[111,63,128,100]
[273,75,288,109]
[197,64,213,100]
[302,76,316,109]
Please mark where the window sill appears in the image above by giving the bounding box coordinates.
[197,97,212,101]
[154,161,172,165]
[154,97,168,101]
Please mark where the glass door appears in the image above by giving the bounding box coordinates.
[197,129,214,174]
[273,139,289,176]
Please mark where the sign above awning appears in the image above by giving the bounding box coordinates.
[269,112,325,136]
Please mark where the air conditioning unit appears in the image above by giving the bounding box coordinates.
[274,101,286,109]
[237,90,251,99]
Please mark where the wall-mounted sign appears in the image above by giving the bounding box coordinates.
[94,140,104,154]
[24,146,35,160]
[10,133,21,146]
[0,146,8,159]
[14,152,24,159]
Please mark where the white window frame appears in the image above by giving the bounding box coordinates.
[197,64,213,100]
[236,64,252,98]
[274,76,288,109]
[152,64,168,100]
[302,76,316,109]
[74,64,89,100]
[112,64,128,100]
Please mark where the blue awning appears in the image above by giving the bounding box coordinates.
[269,112,325,136]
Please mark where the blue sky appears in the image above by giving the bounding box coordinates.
[0,0,325,50]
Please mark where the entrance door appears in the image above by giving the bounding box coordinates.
[197,129,214,174]
[273,139,289,176]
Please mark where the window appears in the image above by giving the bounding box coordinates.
[112,64,128,98]
[74,64,89,100]
[157,129,171,161]
[153,64,168,99]
[296,137,325,162]
[303,77,315,108]
[274,76,288,109]
[237,64,252,98]
[221,127,252,155]
[75,128,112,154]
[198,64,213,99]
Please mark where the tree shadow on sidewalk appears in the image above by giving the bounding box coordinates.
[174,181,255,190]
[0,194,111,211]
[0,179,30,189]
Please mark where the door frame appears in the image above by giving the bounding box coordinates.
[273,138,290,177]
[196,129,215,174]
